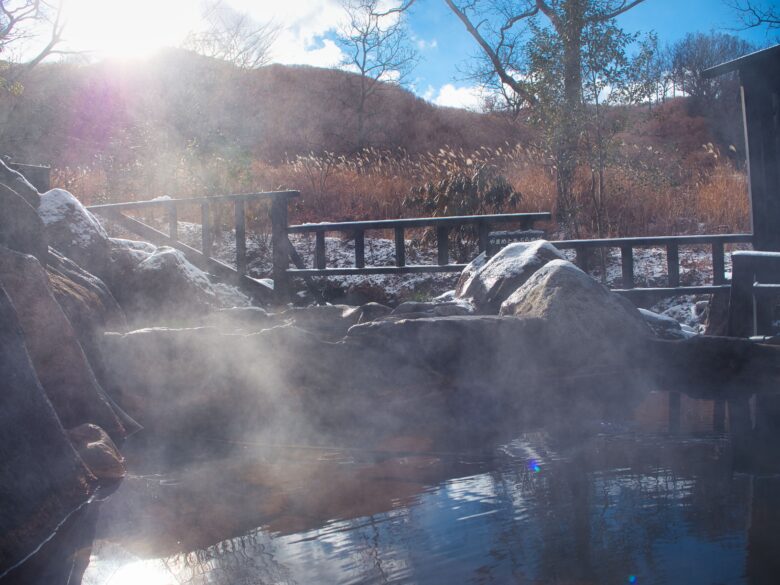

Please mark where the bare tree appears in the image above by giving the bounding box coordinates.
[336,0,418,151]
[727,0,780,30]
[1,0,66,91]
[670,32,754,105]
[443,0,646,232]
[183,0,278,69]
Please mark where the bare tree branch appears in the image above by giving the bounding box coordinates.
[183,0,279,69]
[727,0,780,30]
[444,0,538,106]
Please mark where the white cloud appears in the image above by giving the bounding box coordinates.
[55,0,349,67]
[415,38,438,50]
[428,83,484,110]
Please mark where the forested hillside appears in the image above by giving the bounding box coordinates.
[0,48,749,237]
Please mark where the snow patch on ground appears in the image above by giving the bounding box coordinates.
[102,216,749,329]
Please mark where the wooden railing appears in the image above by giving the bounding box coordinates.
[285,212,552,279]
[552,233,754,300]
[88,191,756,310]
[727,251,780,337]
[88,191,299,302]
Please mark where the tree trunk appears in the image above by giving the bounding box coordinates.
[555,0,586,236]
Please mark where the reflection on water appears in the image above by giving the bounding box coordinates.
[82,392,780,585]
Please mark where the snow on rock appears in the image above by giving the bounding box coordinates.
[109,239,250,319]
[456,240,566,313]
[638,308,695,340]
[38,188,110,274]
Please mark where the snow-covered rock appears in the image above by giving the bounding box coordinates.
[638,308,696,340]
[108,239,250,322]
[39,188,110,275]
[456,240,565,313]
[499,259,652,369]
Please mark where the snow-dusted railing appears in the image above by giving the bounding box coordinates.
[552,233,754,300]
[286,212,552,278]
[88,191,300,303]
[727,250,780,337]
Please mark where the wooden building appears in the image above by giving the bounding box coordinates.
[705,44,780,252]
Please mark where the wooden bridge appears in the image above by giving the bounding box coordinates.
[86,191,774,324]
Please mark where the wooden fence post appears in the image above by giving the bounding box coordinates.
[167,202,178,242]
[727,253,755,337]
[271,195,290,304]
[235,199,247,276]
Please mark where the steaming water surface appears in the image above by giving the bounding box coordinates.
[81,391,778,585]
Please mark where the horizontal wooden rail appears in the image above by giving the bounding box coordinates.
[554,233,753,290]
[552,233,753,249]
[87,190,299,211]
[288,265,468,277]
[287,211,551,279]
[87,191,299,304]
[287,212,551,233]
[614,285,732,299]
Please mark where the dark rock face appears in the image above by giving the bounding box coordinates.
[47,248,127,344]
[0,284,95,576]
[38,188,111,278]
[456,241,566,313]
[0,247,125,439]
[99,311,653,442]
[0,158,40,208]
[0,184,47,262]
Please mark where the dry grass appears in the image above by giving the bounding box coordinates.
[52,144,750,239]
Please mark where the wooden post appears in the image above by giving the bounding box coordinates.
[741,68,780,252]
[437,226,449,265]
[620,245,634,289]
[315,231,326,270]
[201,202,212,258]
[234,199,246,276]
[575,246,589,273]
[354,230,365,268]
[478,222,489,255]
[754,262,775,336]
[270,195,290,304]
[712,241,725,285]
[667,242,680,287]
[167,202,178,242]
[394,226,405,267]
[727,253,755,337]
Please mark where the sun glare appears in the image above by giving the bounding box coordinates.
[64,0,201,59]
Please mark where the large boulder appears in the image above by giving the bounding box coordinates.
[0,284,95,575]
[38,188,111,277]
[0,183,47,262]
[108,239,250,323]
[456,241,566,313]
[499,259,652,369]
[0,246,125,439]
[0,158,40,208]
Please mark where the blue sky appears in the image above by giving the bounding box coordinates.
[403,0,777,107]
[59,0,778,109]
